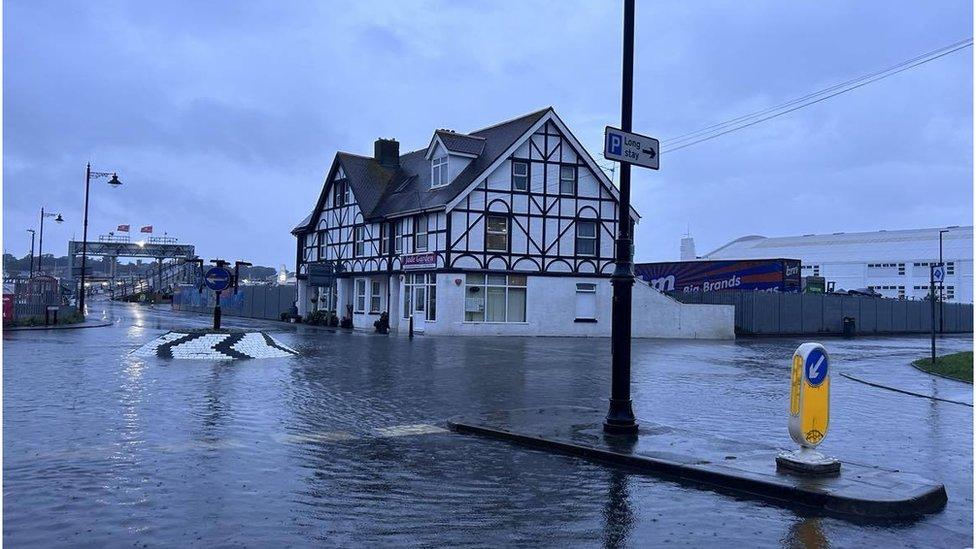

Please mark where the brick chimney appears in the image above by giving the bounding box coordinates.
[374,138,400,169]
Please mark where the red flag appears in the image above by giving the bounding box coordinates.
[117,224,130,232]
[140,225,153,233]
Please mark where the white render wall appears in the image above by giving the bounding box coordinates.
[386,273,733,339]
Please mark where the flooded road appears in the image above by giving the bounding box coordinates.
[4,301,972,547]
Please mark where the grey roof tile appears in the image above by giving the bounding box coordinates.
[296,107,552,228]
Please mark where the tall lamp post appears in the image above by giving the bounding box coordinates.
[79,163,123,316]
[37,207,64,273]
[604,0,639,435]
[938,228,949,333]
[26,229,36,278]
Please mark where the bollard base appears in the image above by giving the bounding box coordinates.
[776,447,841,476]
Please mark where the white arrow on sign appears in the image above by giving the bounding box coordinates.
[809,355,825,379]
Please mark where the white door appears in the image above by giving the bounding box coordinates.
[411,285,426,332]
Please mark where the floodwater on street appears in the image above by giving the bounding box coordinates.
[3,300,973,547]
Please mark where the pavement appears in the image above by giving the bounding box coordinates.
[3,316,114,331]
[2,299,972,547]
[449,406,947,520]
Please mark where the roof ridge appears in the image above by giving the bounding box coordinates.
[470,106,552,135]
[435,129,486,140]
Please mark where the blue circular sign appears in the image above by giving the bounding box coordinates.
[204,267,232,292]
[804,348,829,387]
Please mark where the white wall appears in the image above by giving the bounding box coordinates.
[387,273,733,339]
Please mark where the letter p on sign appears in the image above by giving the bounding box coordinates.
[608,133,622,156]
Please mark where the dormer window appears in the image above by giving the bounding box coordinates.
[431,156,448,188]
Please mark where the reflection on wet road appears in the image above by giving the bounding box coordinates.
[4,301,972,546]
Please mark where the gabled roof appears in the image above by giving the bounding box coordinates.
[295,107,587,229]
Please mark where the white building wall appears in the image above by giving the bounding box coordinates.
[388,273,733,339]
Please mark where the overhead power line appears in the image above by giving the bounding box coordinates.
[660,38,973,154]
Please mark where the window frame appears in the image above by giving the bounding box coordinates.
[380,223,389,255]
[370,280,382,313]
[353,225,365,257]
[431,156,449,188]
[463,273,527,323]
[354,278,367,313]
[575,282,598,322]
[403,273,436,321]
[559,164,577,195]
[575,220,598,257]
[414,215,429,252]
[395,220,403,254]
[512,160,529,191]
[485,214,510,253]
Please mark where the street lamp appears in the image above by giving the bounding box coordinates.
[37,207,64,273]
[26,229,36,278]
[79,163,123,316]
[939,228,949,333]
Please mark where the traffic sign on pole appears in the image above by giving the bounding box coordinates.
[604,126,660,170]
[204,266,232,292]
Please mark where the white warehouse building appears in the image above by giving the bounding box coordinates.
[702,226,973,303]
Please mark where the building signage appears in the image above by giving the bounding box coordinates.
[635,259,801,293]
[307,262,337,287]
[788,343,831,448]
[932,264,946,284]
[403,252,437,270]
[604,126,659,170]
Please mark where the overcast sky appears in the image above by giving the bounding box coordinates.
[4,1,972,266]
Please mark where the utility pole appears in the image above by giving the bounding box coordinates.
[604,0,639,435]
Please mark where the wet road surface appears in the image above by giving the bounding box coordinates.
[4,300,972,547]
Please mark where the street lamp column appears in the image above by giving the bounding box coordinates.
[79,162,122,316]
[939,229,948,333]
[604,0,639,435]
[37,207,64,273]
[27,229,36,278]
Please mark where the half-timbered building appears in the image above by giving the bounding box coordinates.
[292,107,733,338]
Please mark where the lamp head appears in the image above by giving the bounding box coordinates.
[54,214,64,224]
[108,173,122,187]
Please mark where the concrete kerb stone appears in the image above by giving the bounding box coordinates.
[4,319,114,331]
[447,406,947,521]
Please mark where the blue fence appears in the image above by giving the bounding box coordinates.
[172,284,296,321]
[670,291,973,336]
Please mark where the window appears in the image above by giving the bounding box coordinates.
[575,283,597,321]
[333,181,344,206]
[559,165,576,194]
[486,215,509,252]
[576,221,597,256]
[354,279,366,313]
[333,181,351,207]
[380,223,389,255]
[353,225,365,257]
[512,160,529,191]
[395,220,403,254]
[370,280,382,313]
[947,262,955,275]
[317,230,326,260]
[414,215,429,252]
[431,156,448,188]
[403,273,436,321]
[464,274,526,323]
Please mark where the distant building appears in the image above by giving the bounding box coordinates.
[679,233,696,260]
[702,227,973,302]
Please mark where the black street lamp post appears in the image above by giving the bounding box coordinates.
[27,229,36,278]
[79,163,123,316]
[938,228,948,333]
[604,0,639,435]
[37,207,64,273]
